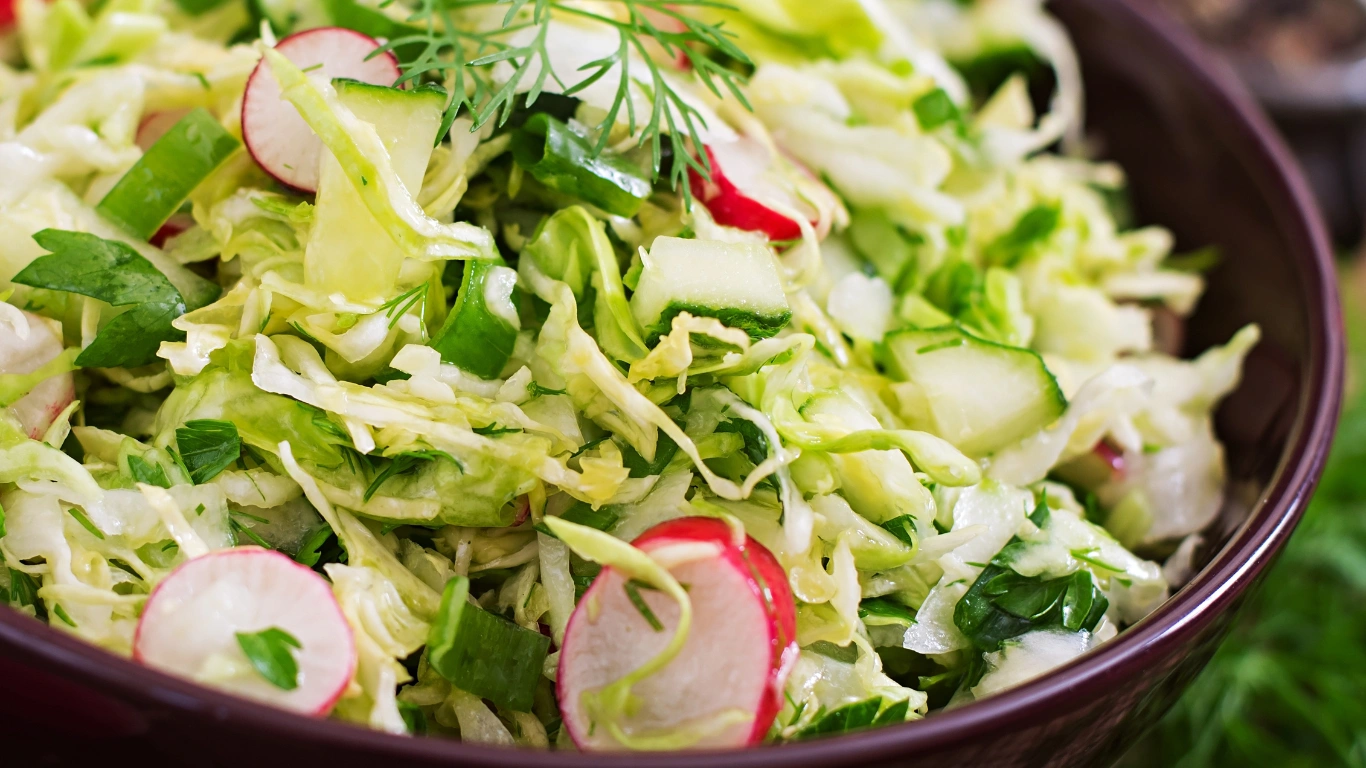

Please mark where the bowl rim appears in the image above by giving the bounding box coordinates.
[0,0,1345,764]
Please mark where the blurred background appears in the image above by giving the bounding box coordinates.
[1126,1,1366,765]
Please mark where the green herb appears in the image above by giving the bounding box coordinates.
[52,603,77,627]
[230,517,273,550]
[11,230,190,368]
[806,640,859,664]
[294,525,337,568]
[984,204,1061,268]
[383,0,751,201]
[913,88,962,132]
[379,281,429,329]
[858,597,917,626]
[0,501,6,538]
[623,579,664,631]
[535,501,619,538]
[363,450,461,502]
[616,430,680,478]
[880,516,918,548]
[127,455,171,489]
[426,576,551,712]
[527,381,567,398]
[175,419,242,484]
[954,564,1108,659]
[66,507,105,540]
[472,425,520,437]
[235,627,302,690]
[716,417,770,468]
[6,569,45,619]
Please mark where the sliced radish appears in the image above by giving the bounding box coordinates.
[558,517,796,750]
[136,109,192,152]
[1093,440,1126,479]
[1,310,75,440]
[133,547,355,716]
[149,212,194,249]
[241,27,399,193]
[689,137,820,242]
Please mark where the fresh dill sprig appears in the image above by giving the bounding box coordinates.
[379,281,429,329]
[379,0,752,201]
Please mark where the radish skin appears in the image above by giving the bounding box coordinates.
[133,547,356,716]
[558,517,797,750]
[0,310,75,439]
[689,139,819,242]
[241,27,399,193]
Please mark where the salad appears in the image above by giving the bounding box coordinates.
[0,0,1256,752]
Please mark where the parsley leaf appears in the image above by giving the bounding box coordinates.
[363,450,461,502]
[235,627,302,690]
[11,230,190,368]
[984,204,1062,268]
[175,420,242,484]
[127,455,171,488]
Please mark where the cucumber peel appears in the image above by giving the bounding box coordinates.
[96,108,239,241]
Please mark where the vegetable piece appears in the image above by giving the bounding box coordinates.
[630,237,791,343]
[428,260,519,378]
[510,114,653,217]
[135,109,191,151]
[689,138,815,242]
[12,230,188,369]
[303,79,445,301]
[558,517,797,750]
[96,109,240,241]
[426,575,551,712]
[174,419,242,484]
[0,310,76,440]
[235,627,302,690]
[241,27,400,192]
[882,325,1066,456]
[133,547,356,715]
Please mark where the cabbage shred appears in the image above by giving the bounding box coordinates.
[0,0,1254,750]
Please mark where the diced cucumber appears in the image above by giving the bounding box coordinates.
[882,326,1065,457]
[429,260,520,379]
[97,109,239,241]
[303,80,445,302]
[427,575,551,712]
[629,237,790,343]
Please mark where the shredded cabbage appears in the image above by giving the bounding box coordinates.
[0,0,1255,749]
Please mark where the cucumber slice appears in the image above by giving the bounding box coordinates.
[629,237,791,343]
[96,109,239,241]
[427,575,551,712]
[303,80,445,302]
[429,260,520,379]
[882,326,1065,457]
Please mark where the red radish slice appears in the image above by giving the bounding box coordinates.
[558,517,797,751]
[134,547,355,716]
[136,109,192,151]
[689,138,819,242]
[0,310,75,440]
[1093,440,1126,479]
[241,27,399,193]
[149,213,194,249]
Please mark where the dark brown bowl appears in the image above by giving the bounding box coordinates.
[0,0,1344,765]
